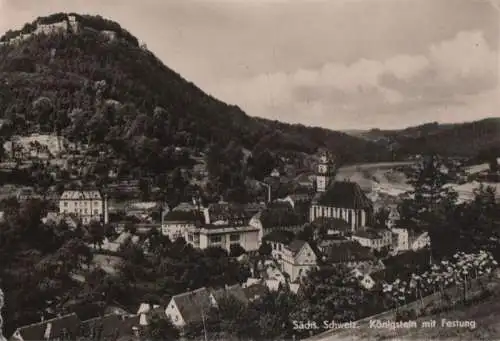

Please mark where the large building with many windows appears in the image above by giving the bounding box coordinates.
[58,190,108,225]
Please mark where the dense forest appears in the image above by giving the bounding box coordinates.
[0,12,394,169]
[354,118,500,157]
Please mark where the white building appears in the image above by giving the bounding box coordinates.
[58,190,108,225]
[165,288,213,328]
[391,227,409,252]
[184,224,260,252]
[280,240,318,283]
[161,209,202,241]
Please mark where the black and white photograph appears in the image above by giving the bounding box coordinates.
[0,0,499,340]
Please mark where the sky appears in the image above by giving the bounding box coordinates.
[0,0,499,130]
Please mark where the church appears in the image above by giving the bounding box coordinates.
[309,152,373,232]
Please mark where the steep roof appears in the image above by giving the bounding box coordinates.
[207,203,253,225]
[286,240,307,255]
[60,190,102,200]
[287,193,314,202]
[315,181,372,209]
[311,217,351,232]
[353,229,382,240]
[262,230,295,244]
[171,287,212,325]
[163,210,203,222]
[211,284,248,305]
[11,313,80,341]
[259,205,303,230]
[324,241,374,264]
[79,314,140,339]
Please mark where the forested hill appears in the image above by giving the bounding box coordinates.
[0,13,393,165]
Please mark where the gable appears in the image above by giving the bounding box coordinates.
[295,243,316,263]
[165,299,184,325]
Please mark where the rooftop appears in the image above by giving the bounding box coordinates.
[171,287,212,325]
[315,181,372,210]
[323,241,374,264]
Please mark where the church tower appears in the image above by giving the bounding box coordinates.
[316,151,336,192]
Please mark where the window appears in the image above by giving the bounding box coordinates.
[64,202,68,207]
[230,234,240,242]
[93,209,98,215]
[84,209,88,214]
[209,235,222,244]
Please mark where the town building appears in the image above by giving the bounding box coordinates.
[262,230,296,259]
[161,209,203,241]
[58,190,108,225]
[321,241,375,267]
[249,202,304,242]
[309,152,373,231]
[279,240,318,283]
[351,228,392,251]
[184,224,260,252]
[209,284,248,308]
[391,227,409,252]
[165,287,213,328]
[310,181,373,232]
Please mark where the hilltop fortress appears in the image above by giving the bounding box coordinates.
[0,15,118,46]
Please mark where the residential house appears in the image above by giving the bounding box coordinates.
[161,209,204,241]
[387,206,400,229]
[179,202,260,252]
[243,283,269,302]
[262,230,295,259]
[184,223,260,252]
[411,231,430,250]
[310,178,373,232]
[137,303,164,326]
[278,193,314,222]
[390,229,430,253]
[322,241,375,267]
[316,235,350,254]
[209,284,248,307]
[79,314,141,340]
[9,313,81,341]
[311,217,352,238]
[351,228,392,251]
[16,187,41,201]
[391,228,410,253]
[165,287,214,328]
[58,190,109,225]
[351,260,386,290]
[249,202,304,242]
[279,240,318,283]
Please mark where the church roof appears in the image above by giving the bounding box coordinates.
[315,181,372,210]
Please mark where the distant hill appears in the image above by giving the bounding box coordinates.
[0,12,393,168]
[345,119,500,157]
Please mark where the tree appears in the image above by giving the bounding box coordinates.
[229,244,246,258]
[258,242,272,257]
[87,221,105,249]
[146,313,180,341]
[398,154,457,231]
[374,208,390,230]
